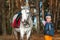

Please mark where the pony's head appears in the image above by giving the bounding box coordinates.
[21,6,30,24]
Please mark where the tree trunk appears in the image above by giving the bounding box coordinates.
[36,0,40,33]
[1,0,7,35]
[0,12,2,35]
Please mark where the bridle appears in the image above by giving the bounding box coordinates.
[20,6,30,27]
[21,14,30,26]
[21,10,30,26]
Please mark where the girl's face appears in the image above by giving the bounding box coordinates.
[46,16,51,22]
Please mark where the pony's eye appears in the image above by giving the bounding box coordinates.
[27,13,29,14]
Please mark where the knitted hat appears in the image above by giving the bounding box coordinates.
[44,12,52,20]
[45,12,52,18]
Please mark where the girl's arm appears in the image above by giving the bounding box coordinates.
[40,18,46,26]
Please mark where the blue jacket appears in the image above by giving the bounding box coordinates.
[44,22,54,36]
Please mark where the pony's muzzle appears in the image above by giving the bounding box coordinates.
[22,20,26,23]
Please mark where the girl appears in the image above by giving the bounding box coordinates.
[41,13,54,40]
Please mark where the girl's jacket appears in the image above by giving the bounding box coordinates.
[41,19,54,36]
[44,22,54,36]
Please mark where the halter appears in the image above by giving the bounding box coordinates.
[21,14,30,26]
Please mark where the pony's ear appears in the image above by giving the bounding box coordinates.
[21,6,30,9]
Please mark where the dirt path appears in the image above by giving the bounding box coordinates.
[0,33,60,40]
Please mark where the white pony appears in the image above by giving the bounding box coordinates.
[12,6,33,40]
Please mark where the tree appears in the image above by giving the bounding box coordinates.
[1,0,7,35]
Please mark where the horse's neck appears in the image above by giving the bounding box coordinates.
[27,16,32,26]
[29,16,33,27]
